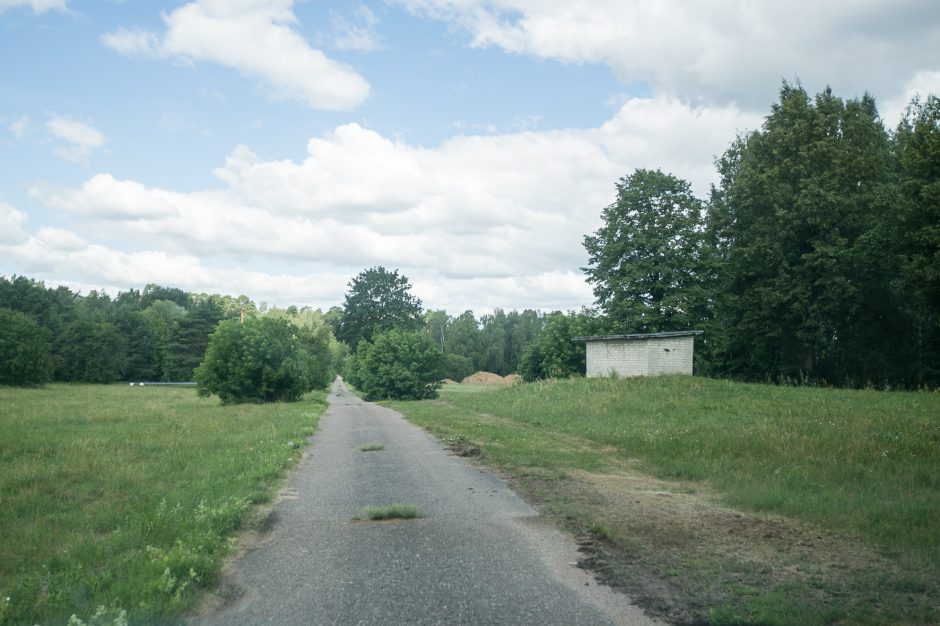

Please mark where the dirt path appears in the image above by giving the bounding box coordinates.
[193,378,657,625]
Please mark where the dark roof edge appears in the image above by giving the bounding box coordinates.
[573,330,704,342]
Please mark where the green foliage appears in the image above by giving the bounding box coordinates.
[57,319,127,383]
[894,95,940,384]
[584,168,710,333]
[338,267,423,350]
[518,310,605,381]
[441,352,475,381]
[0,308,53,386]
[707,83,898,384]
[347,329,443,400]
[194,317,312,404]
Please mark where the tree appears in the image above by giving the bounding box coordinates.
[195,317,312,404]
[338,267,423,350]
[57,320,127,383]
[0,308,53,386]
[518,310,605,381]
[708,83,896,384]
[445,311,482,368]
[347,329,443,400]
[894,95,940,385]
[584,169,709,334]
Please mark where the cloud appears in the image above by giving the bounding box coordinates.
[102,0,370,111]
[8,116,29,140]
[45,115,104,163]
[880,70,940,128]
[0,0,68,14]
[26,95,759,311]
[331,4,382,52]
[398,0,940,108]
[0,201,29,245]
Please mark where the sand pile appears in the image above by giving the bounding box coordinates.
[461,371,509,384]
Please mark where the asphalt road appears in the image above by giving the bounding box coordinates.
[195,378,656,626]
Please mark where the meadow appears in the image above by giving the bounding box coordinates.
[0,384,326,626]
[390,376,940,625]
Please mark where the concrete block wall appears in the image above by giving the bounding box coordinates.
[585,335,695,377]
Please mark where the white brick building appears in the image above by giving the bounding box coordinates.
[574,331,703,378]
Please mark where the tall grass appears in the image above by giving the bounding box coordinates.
[0,384,326,625]
[400,376,940,567]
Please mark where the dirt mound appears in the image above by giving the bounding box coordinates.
[503,373,522,383]
[461,371,508,384]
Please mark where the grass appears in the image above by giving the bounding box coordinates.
[0,383,327,626]
[354,503,420,521]
[389,376,940,625]
[358,442,385,452]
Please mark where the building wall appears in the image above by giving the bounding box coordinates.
[585,336,695,377]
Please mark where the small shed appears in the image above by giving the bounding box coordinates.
[573,331,703,378]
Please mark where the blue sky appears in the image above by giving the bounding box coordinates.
[2,0,939,313]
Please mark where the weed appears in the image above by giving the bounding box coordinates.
[358,443,385,452]
[353,503,420,521]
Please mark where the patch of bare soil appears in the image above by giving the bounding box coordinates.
[461,371,510,384]
[440,378,459,384]
[508,466,918,625]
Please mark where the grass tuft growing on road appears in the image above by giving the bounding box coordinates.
[354,503,420,521]
[390,376,940,625]
[358,442,385,452]
[0,383,327,626]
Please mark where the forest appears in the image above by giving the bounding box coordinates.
[1,83,938,390]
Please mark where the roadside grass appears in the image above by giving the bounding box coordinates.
[388,376,940,625]
[0,383,327,626]
[353,504,420,521]
[358,443,385,452]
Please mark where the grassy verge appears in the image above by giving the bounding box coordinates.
[0,383,327,626]
[389,376,940,625]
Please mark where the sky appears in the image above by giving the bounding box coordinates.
[2,1,939,314]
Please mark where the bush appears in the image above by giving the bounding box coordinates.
[0,308,53,386]
[195,317,313,404]
[347,329,443,400]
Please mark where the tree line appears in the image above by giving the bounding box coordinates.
[583,83,939,388]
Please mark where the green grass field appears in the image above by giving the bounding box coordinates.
[390,376,940,625]
[0,384,327,626]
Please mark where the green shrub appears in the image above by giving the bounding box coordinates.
[0,308,53,386]
[194,317,312,404]
[348,329,443,400]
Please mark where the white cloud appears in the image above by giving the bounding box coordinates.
[880,70,940,128]
[398,0,940,109]
[8,116,29,140]
[25,95,758,311]
[0,0,68,14]
[0,201,29,245]
[331,4,382,52]
[45,115,104,163]
[102,0,370,111]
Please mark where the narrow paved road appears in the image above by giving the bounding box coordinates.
[196,378,656,625]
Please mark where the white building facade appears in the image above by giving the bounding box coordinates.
[575,331,703,378]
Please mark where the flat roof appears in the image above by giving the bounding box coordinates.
[573,330,703,342]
